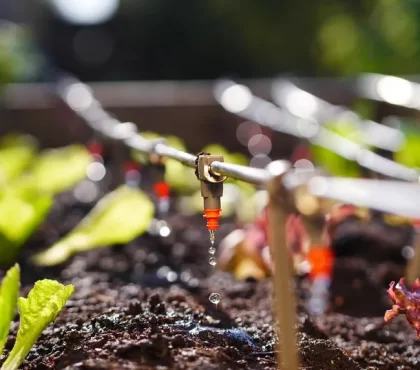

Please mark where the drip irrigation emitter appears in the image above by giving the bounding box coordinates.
[107,122,138,189]
[148,144,172,237]
[195,152,227,235]
[150,155,171,218]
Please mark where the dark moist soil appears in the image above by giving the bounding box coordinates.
[1,190,419,370]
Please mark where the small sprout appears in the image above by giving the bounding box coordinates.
[0,192,53,266]
[0,134,38,186]
[0,264,20,354]
[384,278,420,337]
[0,264,73,370]
[33,186,155,266]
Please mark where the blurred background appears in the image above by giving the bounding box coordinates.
[2,0,420,81]
[1,0,420,158]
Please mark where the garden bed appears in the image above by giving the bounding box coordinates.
[1,190,419,370]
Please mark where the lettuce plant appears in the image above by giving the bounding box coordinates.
[0,264,74,370]
[24,144,92,195]
[33,185,155,266]
[0,192,53,267]
[0,265,20,355]
[0,135,37,186]
[384,278,420,338]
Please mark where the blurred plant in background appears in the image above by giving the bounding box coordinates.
[0,22,41,84]
[22,0,420,80]
[317,0,420,75]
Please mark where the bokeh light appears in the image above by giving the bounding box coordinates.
[376,76,414,106]
[219,84,252,113]
[50,0,119,25]
[236,121,262,146]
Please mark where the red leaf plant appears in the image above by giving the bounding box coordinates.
[384,278,420,337]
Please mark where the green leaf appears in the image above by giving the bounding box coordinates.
[1,280,74,370]
[29,145,92,194]
[33,186,155,266]
[0,135,37,186]
[0,264,20,355]
[0,192,53,266]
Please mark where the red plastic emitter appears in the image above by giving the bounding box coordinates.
[307,246,334,281]
[153,181,171,199]
[203,209,222,231]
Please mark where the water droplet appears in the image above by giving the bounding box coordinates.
[209,257,217,266]
[209,230,215,245]
[209,292,221,305]
[209,247,216,255]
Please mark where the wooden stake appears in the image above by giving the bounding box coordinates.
[266,162,299,370]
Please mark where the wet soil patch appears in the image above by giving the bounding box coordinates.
[0,191,419,369]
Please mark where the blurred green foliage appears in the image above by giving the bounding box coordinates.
[0,134,37,186]
[317,0,420,75]
[0,22,41,84]
[33,186,155,266]
[0,137,92,266]
[31,0,420,80]
[0,191,52,266]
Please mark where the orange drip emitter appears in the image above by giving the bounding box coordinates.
[203,209,222,231]
[307,246,334,281]
[195,153,227,233]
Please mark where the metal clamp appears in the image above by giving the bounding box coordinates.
[195,152,227,183]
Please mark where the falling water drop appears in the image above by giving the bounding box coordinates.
[209,229,216,244]
[208,230,216,260]
[209,292,221,305]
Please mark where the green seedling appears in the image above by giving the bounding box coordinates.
[33,185,155,266]
[0,191,53,266]
[0,265,20,355]
[28,144,92,195]
[0,265,74,370]
[0,134,38,186]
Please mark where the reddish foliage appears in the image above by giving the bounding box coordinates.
[285,214,310,257]
[384,278,420,337]
[322,204,367,245]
